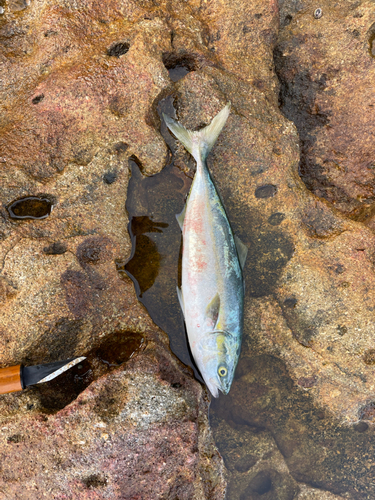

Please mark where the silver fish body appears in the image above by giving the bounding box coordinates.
[163,104,247,397]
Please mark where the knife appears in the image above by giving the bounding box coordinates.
[0,357,86,395]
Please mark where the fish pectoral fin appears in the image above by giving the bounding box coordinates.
[176,286,185,317]
[234,234,248,270]
[176,205,186,231]
[205,293,220,326]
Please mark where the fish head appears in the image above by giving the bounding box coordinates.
[194,330,240,398]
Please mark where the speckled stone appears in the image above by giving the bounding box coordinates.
[275,0,375,219]
[2,0,375,497]
[0,345,225,499]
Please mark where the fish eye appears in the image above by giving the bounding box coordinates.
[218,366,227,377]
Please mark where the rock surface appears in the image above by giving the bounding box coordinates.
[1,0,375,498]
[276,0,375,219]
[211,411,352,500]
[211,304,375,499]
[0,343,225,499]
[0,0,229,497]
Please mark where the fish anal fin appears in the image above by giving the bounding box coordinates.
[177,286,185,317]
[176,205,186,231]
[205,292,220,326]
[234,234,248,270]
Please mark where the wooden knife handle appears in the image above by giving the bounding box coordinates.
[0,365,23,394]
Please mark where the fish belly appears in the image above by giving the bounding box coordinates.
[181,172,225,351]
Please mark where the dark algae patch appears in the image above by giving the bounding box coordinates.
[82,474,108,489]
[27,331,145,414]
[268,212,285,226]
[363,349,375,365]
[32,94,44,104]
[103,171,118,184]
[255,184,277,199]
[43,242,67,255]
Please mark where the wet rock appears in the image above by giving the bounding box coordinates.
[209,296,375,498]
[210,417,299,500]
[0,344,225,499]
[0,1,229,496]
[275,0,375,219]
[1,0,375,497]
[211,335,375,498]
[211,410,350,499]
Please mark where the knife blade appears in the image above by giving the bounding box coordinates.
[0,357,86,395]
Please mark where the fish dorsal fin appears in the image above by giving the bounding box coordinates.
[205,293,220,326]
[234,234,248,270]
[176,286,185,317]
[176,204,186,231]
[163,103,231,162]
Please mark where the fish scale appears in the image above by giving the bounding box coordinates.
[163,104,247,397]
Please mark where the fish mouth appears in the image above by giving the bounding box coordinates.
[220,385,230,396]
[204,379,231,397]
[205,378,219,398]
[203,374,232,398]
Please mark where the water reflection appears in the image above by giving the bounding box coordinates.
[118,97,201,377]
[124,216,168,297]
[121,156,203,378]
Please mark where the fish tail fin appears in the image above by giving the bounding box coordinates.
[162,113,194,155]
[196,103,231,161]
[163,103,231,162]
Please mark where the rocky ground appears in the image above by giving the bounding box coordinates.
[1,0,375,498]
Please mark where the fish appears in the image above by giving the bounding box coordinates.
[163,104,247,397]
